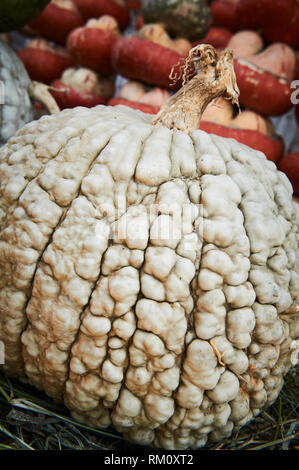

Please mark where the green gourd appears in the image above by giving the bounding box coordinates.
[141,0,212,41]
[0,0,50,33]
[0,39,33,145]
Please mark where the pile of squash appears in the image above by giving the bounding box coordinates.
[0,0,298,451]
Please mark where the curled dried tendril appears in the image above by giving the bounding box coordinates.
[169,44,217,87]
[152,44,240,133]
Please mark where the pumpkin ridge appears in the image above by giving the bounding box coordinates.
[21,118,132,398]
[109,162,204,437]
[63,123,156,416]
[63,123,174,429]
[157,131,205,437]
[62,124,200,436]
[61,239,113,406]
[0,124,88,378]
[211,134,298,413]
[0,107,129,381]
[118,180,202,440]
[154,206,204,442]
[152,132,233,447]
[0,125,85,231]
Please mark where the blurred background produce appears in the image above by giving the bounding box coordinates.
[0,0,51,32]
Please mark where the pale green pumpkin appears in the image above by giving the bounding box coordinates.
[0,39,59,145]
[141,0,212,41]
[0,39,33,145]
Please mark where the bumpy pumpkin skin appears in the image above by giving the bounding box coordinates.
[0,40,33,145]
[0,0,50,33]
[141,0,212,41]
[0,105,298,450]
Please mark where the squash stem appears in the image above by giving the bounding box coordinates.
[151,44,240,133]
[28,81,60,115]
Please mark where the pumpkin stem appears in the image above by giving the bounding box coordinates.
[151,44,240,133]
[28,81,60,115]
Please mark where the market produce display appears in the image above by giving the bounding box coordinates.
[262,2,299,48]
[234,0,296,33]
[108,80,170,113]
[18,39,75,84]
[67,15,121,75]
[117,80,171,107]
[199,106,285,163]
[0,0,298,452]
[210,0,240,32]
[111,31,186,90]
[232,46,295,117]
[210,0,298,42]
[135,23,192,56]
[50,67,115,109]
[72,0,130,30]
[27,0,84,45]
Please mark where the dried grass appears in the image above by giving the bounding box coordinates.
[0,365,298,452]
